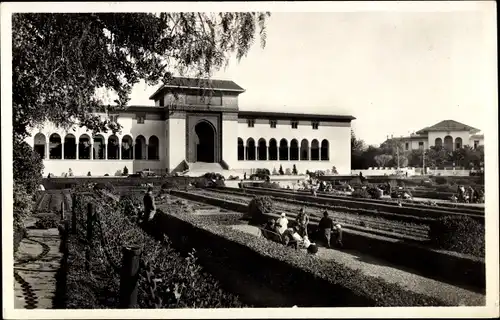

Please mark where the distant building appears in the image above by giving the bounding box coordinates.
[26,77,355,176]
[383,120,484,152]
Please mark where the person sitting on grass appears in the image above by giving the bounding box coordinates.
[296,207,310,237]
[282,226,303,250]
[303,236,318,255]
[317,210,343,248]
[142,185,156,223]
[276,212,289,235]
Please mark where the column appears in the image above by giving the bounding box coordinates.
[61,142,65,159]
[145,144,148,160]
[308,147,311,161]
[266,146,269,161]
[104,144,107,160]
[45,143,49,160]
[76,143,79,160]
[90,144,93,160]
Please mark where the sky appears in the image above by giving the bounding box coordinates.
[126,10,494,146]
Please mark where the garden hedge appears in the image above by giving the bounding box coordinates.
[149,207,457,306]
[169,190,485,292]
[65,191,245,309]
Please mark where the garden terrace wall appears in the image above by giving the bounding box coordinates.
[42,177,196,190]
[150,209,452,306]
[171,190,485,291]
[237,186,484,223]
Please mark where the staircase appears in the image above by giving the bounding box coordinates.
[183,162,242,180]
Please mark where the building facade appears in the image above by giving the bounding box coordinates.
[384,120,484,152]
[26,77,355,177]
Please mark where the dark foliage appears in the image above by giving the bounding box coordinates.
[34,214,60,229]
[13,140,44,195]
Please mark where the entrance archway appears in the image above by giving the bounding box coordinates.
[195,121,216,162]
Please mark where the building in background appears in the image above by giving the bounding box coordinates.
[383,120,484,152]
[26,77,355,176]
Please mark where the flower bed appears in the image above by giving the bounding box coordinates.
[150,206,453,307]
[65,191,245,309]
[169,190,485,291]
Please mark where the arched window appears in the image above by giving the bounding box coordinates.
[321,139,329,161]
[93,135,105,159]
[300,139,309,160]
[135,135,147,160]
[311,139,320,161]
[78,134,91,159]
[434,138,443,149]
[290,139,299,161]
[121,135,134,160]
[148,135,159,160]
[246,138,256,160]
[34,133,46,159]
[258,138,267,160]
[455,137,463,150]
[49,134,62,159]
[108,135,120,159]
[279,139,288,161]
[444,136,453,152]
[237,138,244,161]
[64,134,77,159]
[269,139,278,161]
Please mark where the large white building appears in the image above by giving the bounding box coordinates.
[26,77,355,177]
[384,120,484,152]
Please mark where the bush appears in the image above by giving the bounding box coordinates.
[123,166,129,176]
[259,182,281,189]
[13,140,44,195]
[14,183,35,225]
[87,171,92,176]
[34,214,60,229]
[272,167,278,175]
[292,164,298,175]
[67,192,244,309]
[247,196,274,224]
[429,215,485,257]
[255,168,271,176]
[279,165,284,175]
[104,174,109,177]
[435,176,449,185]
[367,187,383,199]
[285,168,292,175]
[14,222,27,253]
[93,182,116,193]
[351,189,371,199]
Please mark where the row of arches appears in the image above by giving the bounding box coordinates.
[435,136,463,151]
[238,138,329,161]
[33,133,160,160]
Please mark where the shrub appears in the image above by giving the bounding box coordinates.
[255,168,271,176]
[13,140,44,195]
[260,182,281,189]
[247,196,274,224]
[285,168,292,175]
[34,214,60,229]
[367,187,383,199]
[331,166,338,174]
[435,176,449,185]
[123,166,129,176]
[87,171,92,176]
[14,183,35,225]
[351,189,371,199]
[272,167,278,175]
[429,215,485,257]
[14,221,27,253]
[279,165,284,175]
[93,182,116,193]
[104,174,110,177]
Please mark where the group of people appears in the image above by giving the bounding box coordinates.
[263,207,343,253]
[454,185,484,204]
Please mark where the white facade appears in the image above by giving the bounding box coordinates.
[25,78,355,177]
[388,120,484,152]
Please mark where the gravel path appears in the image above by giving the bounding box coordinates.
[231,224,485,306]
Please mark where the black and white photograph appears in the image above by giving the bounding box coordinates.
[1,1,498,319]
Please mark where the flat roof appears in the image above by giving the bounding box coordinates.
[237,111,355,122]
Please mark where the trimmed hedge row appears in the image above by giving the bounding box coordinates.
[42,177,197,190]
[170,190,485,292]
[274,187,484,215]
[66,191,246,309]
[239,186,484,222]
[150,206,453,306]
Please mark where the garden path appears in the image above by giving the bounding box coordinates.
[13,217,63,309]
[231,224,486,307]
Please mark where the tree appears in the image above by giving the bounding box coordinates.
[13,13,271,141]
[374,154,393,167]
[279,164,284,175]
[426,146,451,168]
[351,129,367,169]
[13,140,44,195]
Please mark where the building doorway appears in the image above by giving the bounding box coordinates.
[195,121,215,162]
